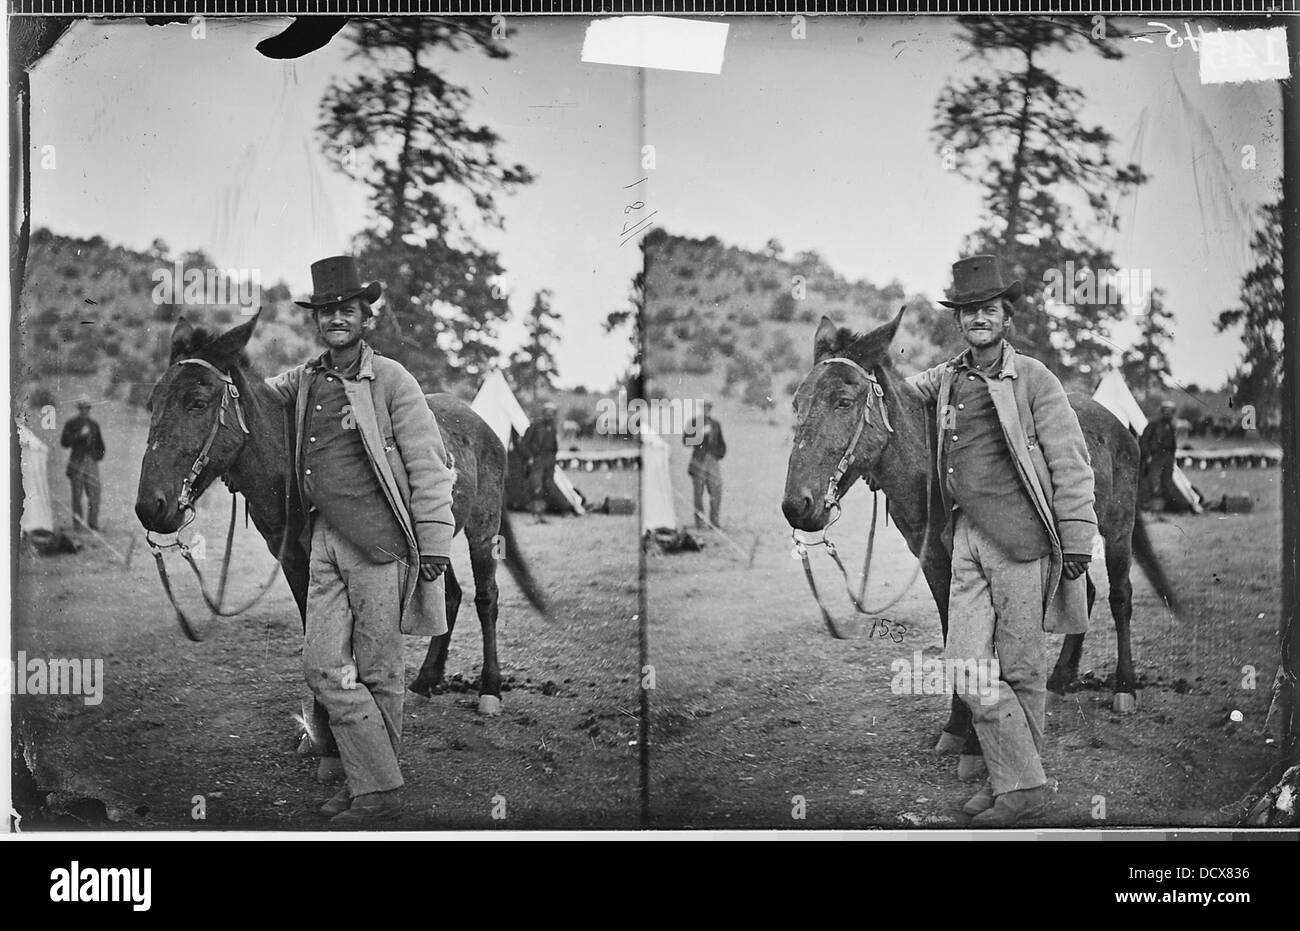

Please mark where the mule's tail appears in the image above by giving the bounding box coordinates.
[1131,511,1181,619]
[498,510,548,617]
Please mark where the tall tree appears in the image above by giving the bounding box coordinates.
[318,19,533,387]
[933,17,1147,378]
[1120,286,1175,401]
[508,289,561,403]
[1216,198,1283,435]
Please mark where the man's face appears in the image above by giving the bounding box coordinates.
[315,298,368,351]
[956,299,1007,351]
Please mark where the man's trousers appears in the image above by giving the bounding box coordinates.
[690,460,722,528]
[304,517,408,796]
[68,460,101,531]
[946,510,1049,796]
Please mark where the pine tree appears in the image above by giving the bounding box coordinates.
[1120,287,1174,401]
[317,19,534,387]
[1216,199,1283,436]
[933,17,1147,378]
[508,289,561,403]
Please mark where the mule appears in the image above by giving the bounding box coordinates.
[781,308,1179,761]
[135,314,546,762]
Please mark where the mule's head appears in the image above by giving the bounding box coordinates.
[781,307,906,531]
[135,314,260,533]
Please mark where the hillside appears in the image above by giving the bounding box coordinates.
[642,228,953,409]
[15,228,316,412]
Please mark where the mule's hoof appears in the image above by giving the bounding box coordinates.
[1112,692,1137,714]
[316,756,345,785]
[958,754,988,782]
[296,734,314,757]
[406,686,431,704]
[477,694,503,716]
[934,732,966,755]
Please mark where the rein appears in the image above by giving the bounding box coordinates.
[790,356,932,640]
[145,358,293,642]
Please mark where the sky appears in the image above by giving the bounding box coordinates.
[29,15,1283,391]
[29,17,641,390]
[643,15,1282,388]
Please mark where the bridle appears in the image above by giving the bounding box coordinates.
[790,356,931,640]
[145,357,293,642]
[172,358,250,511]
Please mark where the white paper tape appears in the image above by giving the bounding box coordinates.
[581,16,729,75]
[1199,26,1290,85]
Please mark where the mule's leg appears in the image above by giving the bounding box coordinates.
[409,564,463,697]
[1048,575,1094,694]
[1107,542,1138,713]
[468,529,503,715]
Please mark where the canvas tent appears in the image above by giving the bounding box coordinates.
[471,371,584,515]
[18,422,54,534]
[1093,371,1203,513]
[640,427,677,534]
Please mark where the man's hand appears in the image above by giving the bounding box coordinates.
[1062,554,1091,580]
[419,555,450,582]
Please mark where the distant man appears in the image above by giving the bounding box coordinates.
[522,400,560,515]
[907,255,1097,826]
[1140,401,1179,511]
[684,400,726,530]
[61,399,106,531]
[265,256,455,824]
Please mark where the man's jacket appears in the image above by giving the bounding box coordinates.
[522,419,558,460]
[684,417,726,477]
[906,340,1098,634]
[61,415,106,473]
[1140,418,1176,460]
[266,342,455,637]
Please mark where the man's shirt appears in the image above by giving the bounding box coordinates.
[685,416,726,474]
[942,350,1051,562]
[302,354,408,564]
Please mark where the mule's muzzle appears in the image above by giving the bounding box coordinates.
[135,492,185,534]
[782,489,828,532]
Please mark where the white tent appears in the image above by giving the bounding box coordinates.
[1093,371,1202,513]
[18,422,54,534]
[639,427,677,533]
[471,371,585,514]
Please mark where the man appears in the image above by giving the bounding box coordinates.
[60,399,106,531]
[907,255,1098,826]
[683,400,726,530]
[1139,400,1179,511]
[265,256,455,824]
[521,400,559,515]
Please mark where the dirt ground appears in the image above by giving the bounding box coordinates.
[645,382,1284,829]
[13,395,642,831]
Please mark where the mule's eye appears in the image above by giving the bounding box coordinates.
[186,397,209,412]
[835,398,854,410]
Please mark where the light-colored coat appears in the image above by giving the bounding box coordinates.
[266,341,455,637]
[906,340,1099,634]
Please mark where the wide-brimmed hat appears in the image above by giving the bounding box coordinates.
[938,255,1023,309]
[294,256,382,310]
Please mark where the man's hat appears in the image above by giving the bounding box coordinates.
[75,397,92,409]
[1160,400,1177,411]
[542,401,558,412]
[938,255,1023,309]
[294,256,383,310]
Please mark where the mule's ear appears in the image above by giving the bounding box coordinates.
[813,315,839,362]
[202,311,261,368]
[883,304,907,344]
[169,317,196,365]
